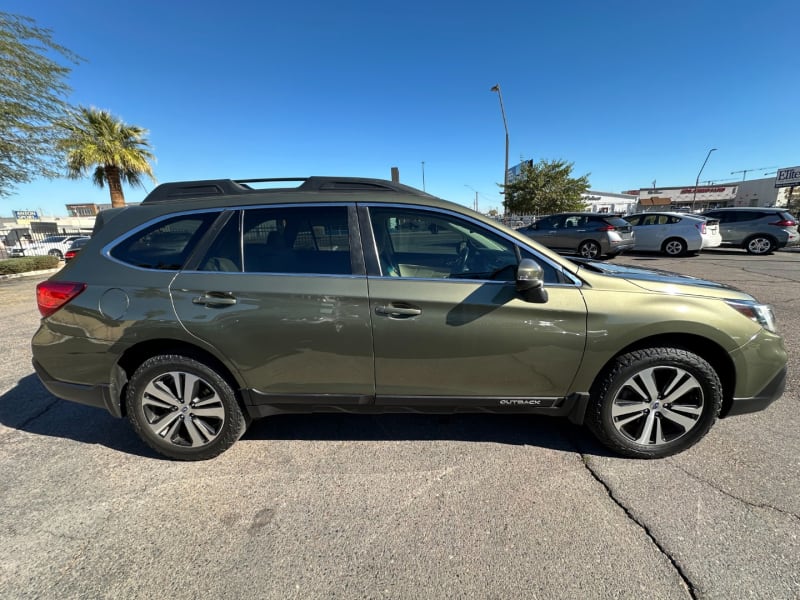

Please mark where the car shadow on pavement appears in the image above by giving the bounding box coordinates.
[245,412,616,457]
[0,375,616,459]
[0,374,160,459]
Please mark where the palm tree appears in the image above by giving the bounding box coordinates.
[60,106,156,207]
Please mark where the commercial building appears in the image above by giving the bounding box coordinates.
[628,172,798,213]
[581,191,638,214]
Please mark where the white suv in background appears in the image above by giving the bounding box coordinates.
[9,235,86,260]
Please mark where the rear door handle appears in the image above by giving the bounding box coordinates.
[192,292,237,307]
[375,304,422,318]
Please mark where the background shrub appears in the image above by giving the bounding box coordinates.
[0,255,60,275]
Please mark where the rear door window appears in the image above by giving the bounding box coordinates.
[242,206,352,275]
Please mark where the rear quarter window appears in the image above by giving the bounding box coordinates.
[111,213,216,270]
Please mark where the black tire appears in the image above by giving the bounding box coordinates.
[48,249,63,259]
[586,347,722,458]
[126,354,247,460]
[578,240,601,259]
[744,235,775,255]
[661,238,687,257]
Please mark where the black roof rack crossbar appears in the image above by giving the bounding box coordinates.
[142,176,434,203]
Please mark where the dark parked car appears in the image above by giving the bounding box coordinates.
[32,177,786,460]
[517,212,635,259]
[700,207,799,254]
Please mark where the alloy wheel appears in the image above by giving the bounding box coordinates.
[610,365,704,446]
[141,371,226,448]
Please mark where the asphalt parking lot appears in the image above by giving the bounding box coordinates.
[0,249,798,599]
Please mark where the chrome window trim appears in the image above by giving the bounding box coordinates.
[101,207,227,272]
[102,202,355,273]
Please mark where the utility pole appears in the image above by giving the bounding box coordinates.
[692,148,717,211]
[490,84,509,196]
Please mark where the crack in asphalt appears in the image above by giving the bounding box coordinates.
[560,423,700,597]
[577,453,698,600]
[670,462,800,523]
[9,398,61,432]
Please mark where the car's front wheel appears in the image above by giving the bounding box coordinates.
[587,347,722,458]
[744,235,775,255]
[126,354,248,460]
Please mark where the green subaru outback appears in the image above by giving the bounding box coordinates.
[31,177,787,460]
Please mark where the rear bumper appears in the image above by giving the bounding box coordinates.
[608,240,636,255]
[32,359,123,418]
[723,365,786,417]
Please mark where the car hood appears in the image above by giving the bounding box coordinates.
[570,257,749,298]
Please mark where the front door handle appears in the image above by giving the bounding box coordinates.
[192,292,237,307]
[375,304,422,318]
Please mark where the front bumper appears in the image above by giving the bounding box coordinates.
[723,365,786,417]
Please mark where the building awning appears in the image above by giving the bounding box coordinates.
[639,197,672,206]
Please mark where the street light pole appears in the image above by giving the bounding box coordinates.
[421,161,426,191]
[692,148,717,211]
[490,84,509,197]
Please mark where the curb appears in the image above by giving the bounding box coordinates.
[0,267,62,281]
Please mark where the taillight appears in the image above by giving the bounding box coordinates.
[36,281,86,318]
[597,225,615,231]
[695,222,707,234]
[770,219,796,227]
[64,250,77,260]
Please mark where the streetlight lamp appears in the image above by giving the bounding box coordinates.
[692,148,717,211]
[490,84,509,196]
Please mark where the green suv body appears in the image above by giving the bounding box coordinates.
[31,177,787,460]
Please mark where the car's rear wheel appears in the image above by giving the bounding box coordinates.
[662,238,687,256]
[744,235,775,255]
[578,240,601,259]
[587,347,722,458]
[48,249,63,260]
[126,354,247,460]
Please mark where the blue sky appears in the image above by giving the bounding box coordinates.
[3,0,798,216]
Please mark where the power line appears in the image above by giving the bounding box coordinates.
[730,166,779,181]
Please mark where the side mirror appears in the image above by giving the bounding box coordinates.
[516,258,548,303]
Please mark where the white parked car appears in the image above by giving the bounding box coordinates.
[9,235,86,260]
[624,212,722,256]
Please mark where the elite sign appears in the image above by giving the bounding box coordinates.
[775,166,800,188]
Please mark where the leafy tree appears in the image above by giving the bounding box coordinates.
[60,106,156,207]
[503,159,590,215]
[0,11,81,197]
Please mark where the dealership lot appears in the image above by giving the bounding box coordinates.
[1,249,798,599]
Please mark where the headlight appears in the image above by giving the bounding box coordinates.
[726,301,778,333]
